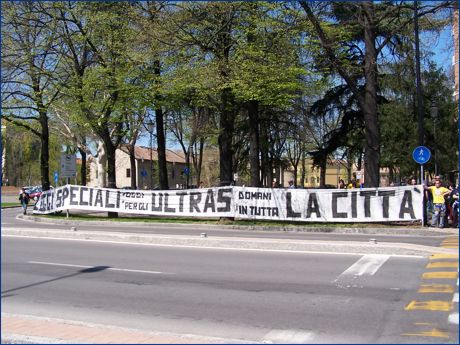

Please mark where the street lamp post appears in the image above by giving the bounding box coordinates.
[431,101,438,176]
[147,122,154,189]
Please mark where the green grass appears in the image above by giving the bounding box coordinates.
[1,202,19,208]
[37,212,414,228]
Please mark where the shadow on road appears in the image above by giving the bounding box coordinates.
[1,265,110,297]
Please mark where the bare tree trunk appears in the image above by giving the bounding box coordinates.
[153,60,169,190]
[103,136,118,219]
[260,119,269,187]
[300,149,306,187]
[218,87,234,186]
[78,147,87,186]
[193,138,205,187]
[320,159,326,188]
[347,151,353,183]
[39,111,50,191]
[362,2,380,187]
[127,145,137,189]
[96,140,107,188]
[248,100,260,187]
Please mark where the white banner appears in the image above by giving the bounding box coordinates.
[34,185,424,222]
[34,185,233,218]
[234,186,423,222]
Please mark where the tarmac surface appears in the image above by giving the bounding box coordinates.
[2,203,459,344]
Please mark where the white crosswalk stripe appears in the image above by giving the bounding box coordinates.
[339,254,389,277]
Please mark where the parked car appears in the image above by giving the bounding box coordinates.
[20,186,34,194]
[28,185,54,201]
[29,186,43,201]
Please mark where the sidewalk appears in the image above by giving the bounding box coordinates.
[1,313,249,344]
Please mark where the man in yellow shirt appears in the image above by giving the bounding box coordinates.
[425,179,451,228]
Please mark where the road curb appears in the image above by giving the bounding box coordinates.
[3,227,456,257]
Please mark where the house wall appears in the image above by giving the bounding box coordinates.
[282,160,348,188]
[116,149,133,188]
[88,149,188,190]
[88,160,97,187]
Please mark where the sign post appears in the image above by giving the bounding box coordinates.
[60,153,76,218]
[412,146,431,227]
[60,154,77,180]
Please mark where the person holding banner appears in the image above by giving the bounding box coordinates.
[425,179,451,228]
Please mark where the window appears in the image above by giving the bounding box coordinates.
[126,168,131,178]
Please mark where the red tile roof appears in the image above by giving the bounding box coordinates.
[119,145,186,163]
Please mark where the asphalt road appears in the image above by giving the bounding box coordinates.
[0,207,450,247]
[1,235,458,344]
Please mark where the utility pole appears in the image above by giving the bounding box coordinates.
[431,101,438,176]
[414,1,425,183]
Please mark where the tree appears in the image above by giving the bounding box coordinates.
[299,1,451,187]
[1,1,62,191]
[131,1,173,190]
[54,2,135,192]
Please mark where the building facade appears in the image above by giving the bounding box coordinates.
[88,145,188,190]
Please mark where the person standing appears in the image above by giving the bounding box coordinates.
[346,180,355,189]
[19,188,30,215]
[338,179,346,189]
[424,179,451,228]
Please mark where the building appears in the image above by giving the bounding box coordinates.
[88,145,188,190]
[282,158,350,188]
[282,158,394,188]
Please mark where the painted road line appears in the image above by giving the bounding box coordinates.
[426,262,459,269]
[263,329,315,343]
[28,261,174,275]
[402,328,449,339]
[448,278,458,325]
[422,271,458,280]
[418,284,455,293]
[339,255,389,276]
[430,254,459,260]
[405,300,453,311]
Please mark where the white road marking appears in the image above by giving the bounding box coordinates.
[448,275,459,325]
[28,261,173,275]
[339,254,390,276]
[263,329,315,343]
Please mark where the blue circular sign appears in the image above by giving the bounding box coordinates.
[412,146,431,164]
